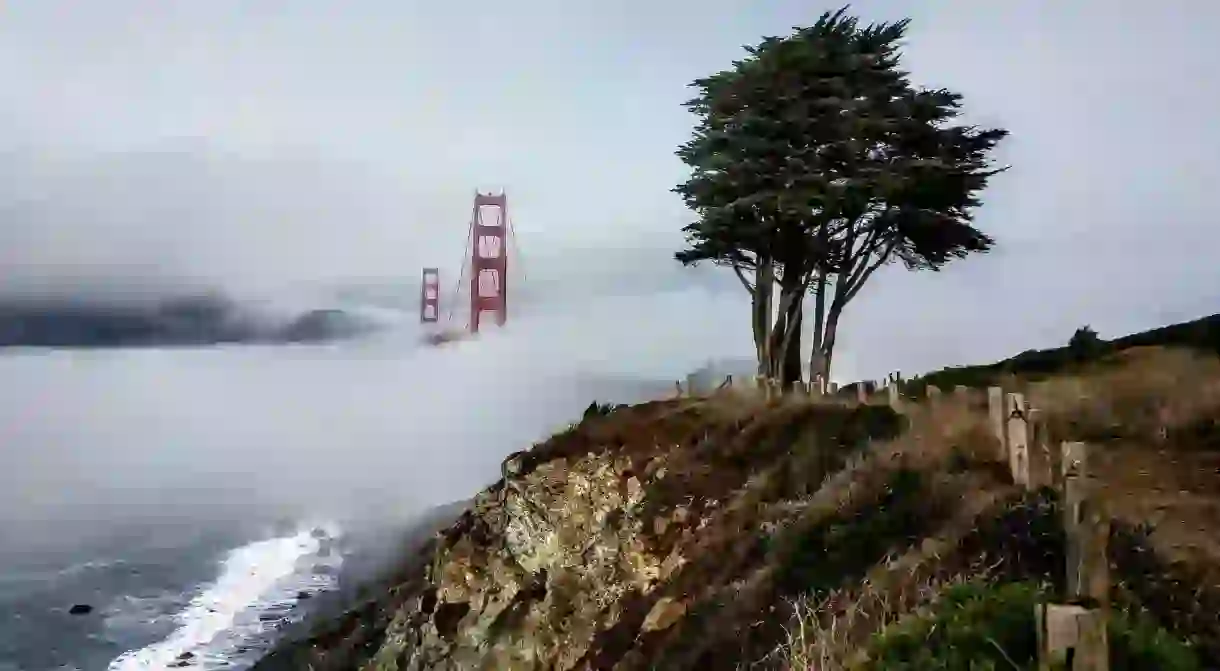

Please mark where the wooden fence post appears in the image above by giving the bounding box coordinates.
[809,375,824,398]
[1061,442,1109,607]
[1037,441,1109,670]
[1027,408,1055,489]
[1006,392,1031,488]
[988,386,1006,461]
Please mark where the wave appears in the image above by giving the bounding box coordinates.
[107,522,343,670]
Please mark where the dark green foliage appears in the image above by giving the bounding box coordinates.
[1110,609,1203,671]
[959,489,1066,591]
[1110,522,1220,666]
[863,581,1044,670]
[1068,325,1107,362]
[773,468,933,597]
[583,401,627,420]
[862,581,1201,670]
[672,6,1008,386]
[1112,312,1220,356]
[674,8,1007,276]
[905,312,1220,392]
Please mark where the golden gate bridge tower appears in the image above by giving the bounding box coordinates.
[420,190,520,343]
[419,267,439,324]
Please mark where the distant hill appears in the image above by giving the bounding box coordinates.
[908,311,1220,392]
[0,294,379,348]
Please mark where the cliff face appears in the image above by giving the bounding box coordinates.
[360,396,907,670]
[257,347,1220,670]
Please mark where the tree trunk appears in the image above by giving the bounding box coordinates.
[752,261,774,377]
[809,270,828,392]
[818,305,844,386]
[771,269,807,389]
[782,299,803,388]
[768,304,786,380]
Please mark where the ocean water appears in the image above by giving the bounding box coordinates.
[0,517,344,670]
[0,297,708,670]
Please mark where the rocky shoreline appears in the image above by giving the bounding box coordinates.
[250,501,469,671]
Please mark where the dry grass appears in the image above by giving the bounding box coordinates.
[754,346,1220,669]
[770,561,1001,671]
[1029,346,1220,445]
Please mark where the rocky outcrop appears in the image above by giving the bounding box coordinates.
[348,397,908,671]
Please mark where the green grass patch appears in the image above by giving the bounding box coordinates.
[861,580,1201,670]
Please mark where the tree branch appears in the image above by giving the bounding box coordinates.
[731,262,756,296]
[841,239,898,306]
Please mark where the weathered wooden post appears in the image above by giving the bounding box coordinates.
[809,374,824,398]
[1036,605,1108,671]
[1006,392,1031,488]
[1027,408,1054,488]
[1062,442,1109,608]
[1036,441,1109,670]
[988,386,1006,461]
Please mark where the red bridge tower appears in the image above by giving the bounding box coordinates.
[468,191,508,334]
[419,267,439,323]
[419,190,517,341]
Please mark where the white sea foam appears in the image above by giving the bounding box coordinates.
[108,522,342,670]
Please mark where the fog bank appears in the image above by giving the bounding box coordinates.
[0,287,753,555]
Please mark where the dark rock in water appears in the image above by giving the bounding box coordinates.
[68,604,93,615]
[297,591,312,600]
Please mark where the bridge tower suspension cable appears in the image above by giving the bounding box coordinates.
[420,189,520,338]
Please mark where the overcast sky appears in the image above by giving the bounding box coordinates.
[2,0,1219,379]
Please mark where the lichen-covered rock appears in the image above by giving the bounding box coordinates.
[356,398,908,671]
[370,451,670,670]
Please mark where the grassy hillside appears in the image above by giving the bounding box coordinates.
[254,317,1220,670]
[906,311,1220,394]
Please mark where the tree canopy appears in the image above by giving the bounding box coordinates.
[674,7,1009,386]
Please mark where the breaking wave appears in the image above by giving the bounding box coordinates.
[107,522,343,671]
